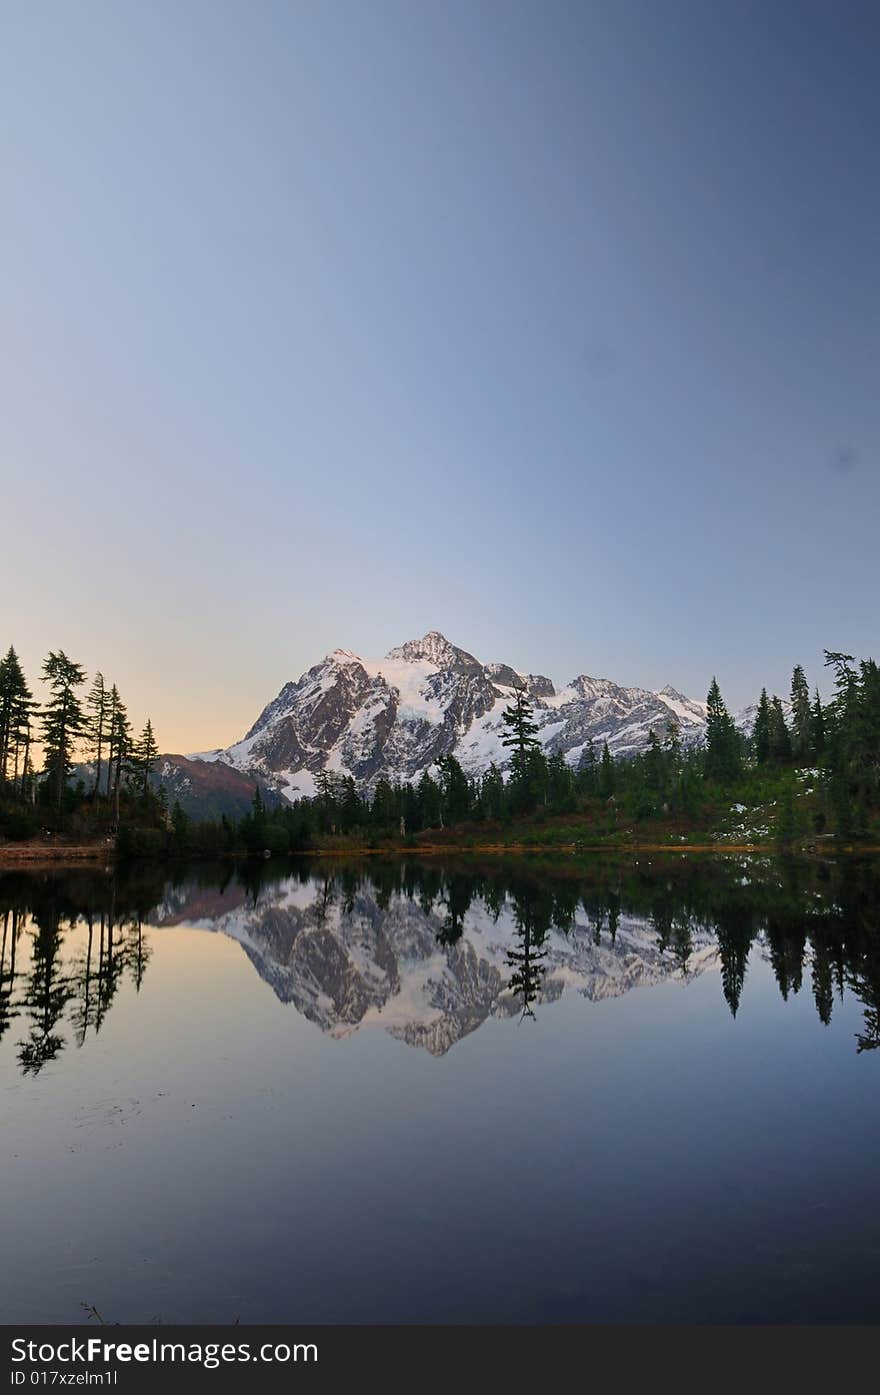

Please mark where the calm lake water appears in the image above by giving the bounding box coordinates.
[1,853,879,1325]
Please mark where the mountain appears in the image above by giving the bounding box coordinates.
[189,630,712,800]
[152,755,279,821]
[69,755,275,821]
[156,877,720,1055]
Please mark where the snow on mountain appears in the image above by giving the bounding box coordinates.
[188,630,719,799]
[734,695,792,735]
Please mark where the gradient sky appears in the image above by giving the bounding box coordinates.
[3,0,878,753]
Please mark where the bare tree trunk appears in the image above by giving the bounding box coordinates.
[20,726,30,800]
[92,708,104,800]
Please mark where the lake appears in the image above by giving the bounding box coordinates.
[1,853,879,1324]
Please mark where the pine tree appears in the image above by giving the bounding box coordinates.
[9,680,37,797]
[704,677,741,784]
[577,738,597,795]
[526,747,550,807]
[240,785,267,852]
[0,647,34,788]
[39,651,87,818]
[314,769,338,803]
[663,718,681,762]
[339,777,362,832]
[644,728,665,800]
[171,800,189,848]
[132,719,159,799]
[546,751,573,811]
[822,652,862,836]
[599,740,615,798]
[768,696,792,763]
[500,689,540,772]
[107,690,131,824]
[416,770,442,829]
[500,688,541,810]
[371,778,396,828]
[790,665,812,763]
[822,653,880,827]
[811,688,826,758]
[480,762,505,821]
[753,688,771,765]
[85,672,110,799]
[436,754,471,824]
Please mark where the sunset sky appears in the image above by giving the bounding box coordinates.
[3,1,878,754]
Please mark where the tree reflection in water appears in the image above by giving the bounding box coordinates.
[2,853,880,1066]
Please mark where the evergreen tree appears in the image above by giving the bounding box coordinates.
[39,651,87,818]
[239,786,268,852]
[664,718,682,764]
[753,688,771,765]
[314,769,338,802]
[339,776,363,833]
[704,678,741,784]
[598,740,615,799]
[86,671,110,798]
[107,690,131,824]
[858,659,880,806]
[171,800,189,849]
[790,665,812,763]
[822,651,873,838]
[480,763,505,821]
[371,778,396,828]
[416,770,442,829]
[811,687,826,758]
[546,750,574,811]
[577,738,597,795]
[0,647,35,790]
[436,754,471,825]
[525,746,550,808]
[768,696,792,764]
[104,686,119,795]
[644,728,665,800]
[132,719,159,799]
[10,683,37,798]
[500,688,541,811]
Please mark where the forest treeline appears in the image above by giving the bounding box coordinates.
[1,644,879,854]
[173,650,880,855]
[0,647,160,841]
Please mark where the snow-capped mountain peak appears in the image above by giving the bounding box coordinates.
[385,630,483,673]
[188,633,721,801]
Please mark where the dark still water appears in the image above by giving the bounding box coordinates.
[1,853,879,1325]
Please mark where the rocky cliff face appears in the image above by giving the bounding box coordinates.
[190,631,715,800]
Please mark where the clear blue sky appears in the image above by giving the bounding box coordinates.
[3,0,878,751]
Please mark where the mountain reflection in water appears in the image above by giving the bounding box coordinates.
[2,853,880,1070]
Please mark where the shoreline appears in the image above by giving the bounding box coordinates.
[0,842,115,869]
[2,839,878,870]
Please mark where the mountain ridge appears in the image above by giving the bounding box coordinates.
[188,630,721,803]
